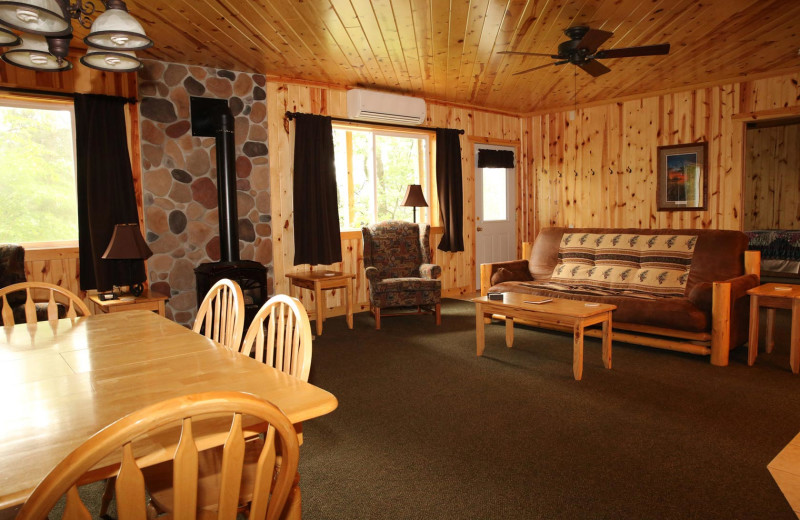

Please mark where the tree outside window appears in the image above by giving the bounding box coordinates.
[0,99,78,244]
[333,127,430,229]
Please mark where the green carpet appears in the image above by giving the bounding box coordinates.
[296,299,800,519]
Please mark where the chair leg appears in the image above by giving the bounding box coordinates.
[100,477,115,517]
[375,306,381,330]
[435,303,441,325]
[280,472,302,520]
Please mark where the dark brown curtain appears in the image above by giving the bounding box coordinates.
[435,128,464,252]
[75,94,144,291]
[477,149,515,168]
[292,113,342,265]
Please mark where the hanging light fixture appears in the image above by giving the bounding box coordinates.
[0,0,151,72]
[0,25,19,45]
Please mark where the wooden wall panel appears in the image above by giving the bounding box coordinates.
[266,80,527,318]
[529,71,800,235]
[744,122,800,230]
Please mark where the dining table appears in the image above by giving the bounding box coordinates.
[0,310,338,514]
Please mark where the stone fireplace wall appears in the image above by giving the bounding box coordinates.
[138,59,272,326]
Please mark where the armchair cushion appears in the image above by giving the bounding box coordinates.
[0,244,27,308]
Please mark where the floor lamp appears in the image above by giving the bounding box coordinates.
[401,184,428,223]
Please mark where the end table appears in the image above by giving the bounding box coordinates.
[89,288,169,317]
[286,270,355,336]
[746,283,800,373]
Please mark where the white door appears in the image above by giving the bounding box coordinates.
[475,145,516,288]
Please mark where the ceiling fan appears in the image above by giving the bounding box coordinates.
[500,26,670,77]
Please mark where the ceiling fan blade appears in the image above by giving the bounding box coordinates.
[512,61,565,75]
[594,43,670,59]
[576,28,613,54]
[578,59,611,77]
[498,51,558,57]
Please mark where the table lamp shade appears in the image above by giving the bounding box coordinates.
[102,223,153,260]
[401,184,428,208]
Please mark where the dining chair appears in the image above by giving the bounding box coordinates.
[193,278,245,351]
[240,294,313,382]
[0,281,91,325]
[16,391,300,520]
[145,295,313,518]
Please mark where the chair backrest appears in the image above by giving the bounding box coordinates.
[193,278,245,350]
[0,281,91,325]
[16,391,300,520]
[362,220,431,279]
[241,294,313,381]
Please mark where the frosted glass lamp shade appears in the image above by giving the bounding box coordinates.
[1,33,70,70]
[0,0,69,36]
[0,25,19,45]
[84,5,152,51]
[80,46,141,71]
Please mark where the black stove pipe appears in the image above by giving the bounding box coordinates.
[216,111,239,262]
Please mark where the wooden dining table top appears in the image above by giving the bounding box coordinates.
[0,311,338,510]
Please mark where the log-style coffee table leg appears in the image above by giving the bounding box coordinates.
[573,320,584,380]
[602,312,612,370]
[476,303,486,356]
[505,317,514,348]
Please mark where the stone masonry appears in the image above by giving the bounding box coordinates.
[138,59,272,327]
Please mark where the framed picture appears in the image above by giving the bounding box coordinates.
[656,142,707,211]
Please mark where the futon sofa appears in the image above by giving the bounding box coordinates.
[480,228,761,365]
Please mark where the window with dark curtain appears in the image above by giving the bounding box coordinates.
[477,149,515,168]
[292,113,343,265]
[75,94,144,292]
[435,128,464,252]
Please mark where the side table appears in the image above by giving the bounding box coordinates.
[89,288,169,317]
[747,283,800,373]
[286,270,355,336]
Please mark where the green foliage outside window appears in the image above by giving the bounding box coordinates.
[333,127,428,229]
[0,104,78,243]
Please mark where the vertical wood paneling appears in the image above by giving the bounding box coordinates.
[530,71,800,234]
[744,122,800,230]
[267,80,525,317]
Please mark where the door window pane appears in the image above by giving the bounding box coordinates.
[482,167,507,221]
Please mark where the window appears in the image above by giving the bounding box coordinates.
[333,126,431,229]
[0,97,78,244]
[481,167,508,221]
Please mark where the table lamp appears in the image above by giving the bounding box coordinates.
[101,223,153,298]
[401,184,428,223]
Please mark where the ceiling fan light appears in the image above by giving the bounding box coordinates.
[0,25,20,46]
[1,33,70,70]
[0,0,70,36]
[80,46,141,72]
[84,5,152,51]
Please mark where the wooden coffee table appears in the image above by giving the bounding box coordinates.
[747,283,800,372]
[472,292,616,380]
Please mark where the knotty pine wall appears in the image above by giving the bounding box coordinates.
[744,121,800,230]
[0,54,139,301]
[266,80,532,319]
[529,71,800,234]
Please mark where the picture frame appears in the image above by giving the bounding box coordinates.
[656,142,708,211]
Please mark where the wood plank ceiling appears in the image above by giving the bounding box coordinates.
[101,0,800,114]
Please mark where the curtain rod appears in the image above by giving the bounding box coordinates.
[285,111,465,135]
[0,86,137,104]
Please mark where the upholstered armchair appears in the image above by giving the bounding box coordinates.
[361,220,442,329]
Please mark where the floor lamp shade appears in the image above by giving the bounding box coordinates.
[401,184,428,223]
[101,223,152,296]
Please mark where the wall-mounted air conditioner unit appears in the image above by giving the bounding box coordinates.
[346,89,426,125]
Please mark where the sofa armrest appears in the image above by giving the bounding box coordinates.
[479,259,532,296]
[420,263,441,279]
[688,274,760,312]
[365,266,381,285]
[708,274,760,366]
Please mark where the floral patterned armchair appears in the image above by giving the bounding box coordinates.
[361,221,442,329]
